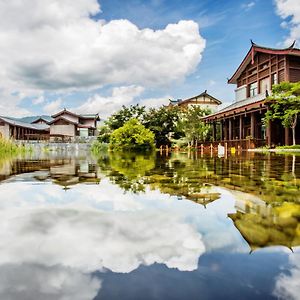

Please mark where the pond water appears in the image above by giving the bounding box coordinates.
[0,151,299,300]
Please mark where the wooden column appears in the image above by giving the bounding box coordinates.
[239,115,243,140]
[285,127,290,146]
[229,118,232,140]
[250,112,255,138]
[212,122,216,142]
[224,120,228,140]
[220,121,223,141]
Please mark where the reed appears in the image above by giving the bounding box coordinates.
[0,138,25,155]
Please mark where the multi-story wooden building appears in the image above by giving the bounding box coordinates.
[205,41,300,147]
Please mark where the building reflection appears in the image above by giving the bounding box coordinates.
[228,192,300,251]
[0,156,100,188]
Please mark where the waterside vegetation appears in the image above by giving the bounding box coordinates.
[92,104,212,153]
[0,138,26,156]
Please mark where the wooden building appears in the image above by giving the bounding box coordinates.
[49,109,100,139]
[0,109,100,141]
[205,41,300,147]
[169,90,222,112]
[0,116,49,140]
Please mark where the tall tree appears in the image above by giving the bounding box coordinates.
[106,104,146,130]
[179,106,211,147]
[265,82,300,145]
[143,106,183,147]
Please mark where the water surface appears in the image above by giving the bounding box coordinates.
[0,152,299,300]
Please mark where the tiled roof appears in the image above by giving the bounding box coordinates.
[0,116,49,130]
[205,93,265,119]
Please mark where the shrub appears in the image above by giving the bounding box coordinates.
[109,119,155,151]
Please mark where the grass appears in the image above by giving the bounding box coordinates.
[0,138,26,155]
[91,140,109,155]
[276,145,300,150]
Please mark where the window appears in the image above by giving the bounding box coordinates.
[249,82,258,97]
[271,73,278,85]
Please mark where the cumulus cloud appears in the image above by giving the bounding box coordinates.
[0,264,101,300]
[0,89,30,117]
[275,0,300,45]
[32,95,45,105]
[44,98,63,115]
[74,85,145,118]
[273,251,300,300]
[0,0,206,115]
[0,207,205,273]
[139,95,171,109]
[74,85,171,118]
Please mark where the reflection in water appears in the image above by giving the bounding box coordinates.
[274,251,300,300]
[0,264,101,300]
[0,151,299,299]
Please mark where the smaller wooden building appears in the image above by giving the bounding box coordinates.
[49,110,100,139]
[0,109,100,141]
[169,90,222,112]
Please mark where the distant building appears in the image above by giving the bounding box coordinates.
[49,109,99,139]
[204,41,300,147]
[0,109,100,141]
[169,90,222,112]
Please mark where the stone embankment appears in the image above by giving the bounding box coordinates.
[15,138,96,155]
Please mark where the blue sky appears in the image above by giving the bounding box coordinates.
[0,0,298,117]
[97,0,288,101]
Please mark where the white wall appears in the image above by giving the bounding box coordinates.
[50,124,75,137]
[235,85,247,102]
[80,119,95,127]
[0,124,10,139]
[187,103,219,112]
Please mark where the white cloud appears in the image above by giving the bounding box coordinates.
[242,1,256,11]
[44,98,63,115]
[0,89,30,117]
[273,250,300,300]
[0,0,206,116]
[32,95,45,105]
[0,264,101,300]
[74,85,145,118]
[275,0,300,45]
[139,95,171,109]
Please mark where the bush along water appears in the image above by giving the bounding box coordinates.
[109,119,155,152]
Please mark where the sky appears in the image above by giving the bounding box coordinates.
[0,0,299,118]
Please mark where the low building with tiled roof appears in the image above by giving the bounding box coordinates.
[0,109,100,141]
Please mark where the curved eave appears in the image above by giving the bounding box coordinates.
[203,99,266,121]
[228,44,300,84]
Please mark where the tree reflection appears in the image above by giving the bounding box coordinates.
[97,152,300,250]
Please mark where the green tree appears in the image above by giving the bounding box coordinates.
[106,104,146,130]
[178,106,211,147]
[143,106,183,146]
[109,119,155,151]
[265,82,300,145]
[97,124,111,143]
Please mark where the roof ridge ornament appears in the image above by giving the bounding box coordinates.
[289,40,296,49]
[250,39,256,46]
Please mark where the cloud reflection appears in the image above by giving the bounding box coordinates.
[274,250,300,300]
[0,264,101,300]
